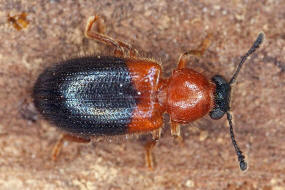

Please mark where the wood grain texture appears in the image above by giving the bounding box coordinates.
[0,1,284,189]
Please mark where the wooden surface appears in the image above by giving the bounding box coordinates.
[0,1,284,189]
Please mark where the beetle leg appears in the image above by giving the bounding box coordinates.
[177,34,213,69]
[51,134,90,161]
[117,40,139,58]
[85,15,125,56]
[144,128,161,169]
[170,121,184,146]
[85,15,138,58]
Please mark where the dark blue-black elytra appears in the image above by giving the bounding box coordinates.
[33,56,138,136]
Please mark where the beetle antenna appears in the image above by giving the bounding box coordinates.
[226,112,247,171]
[229,33,264,85]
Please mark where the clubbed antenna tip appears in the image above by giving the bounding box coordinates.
[229,33,264,85]
[226,112,247,171]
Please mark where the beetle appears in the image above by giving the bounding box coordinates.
[33,15,263,170]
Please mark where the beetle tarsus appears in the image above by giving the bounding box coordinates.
[51,134,91,161]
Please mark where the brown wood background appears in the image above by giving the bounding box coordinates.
[0,1,284,189]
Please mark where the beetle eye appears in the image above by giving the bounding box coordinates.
[209,109,225,120]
